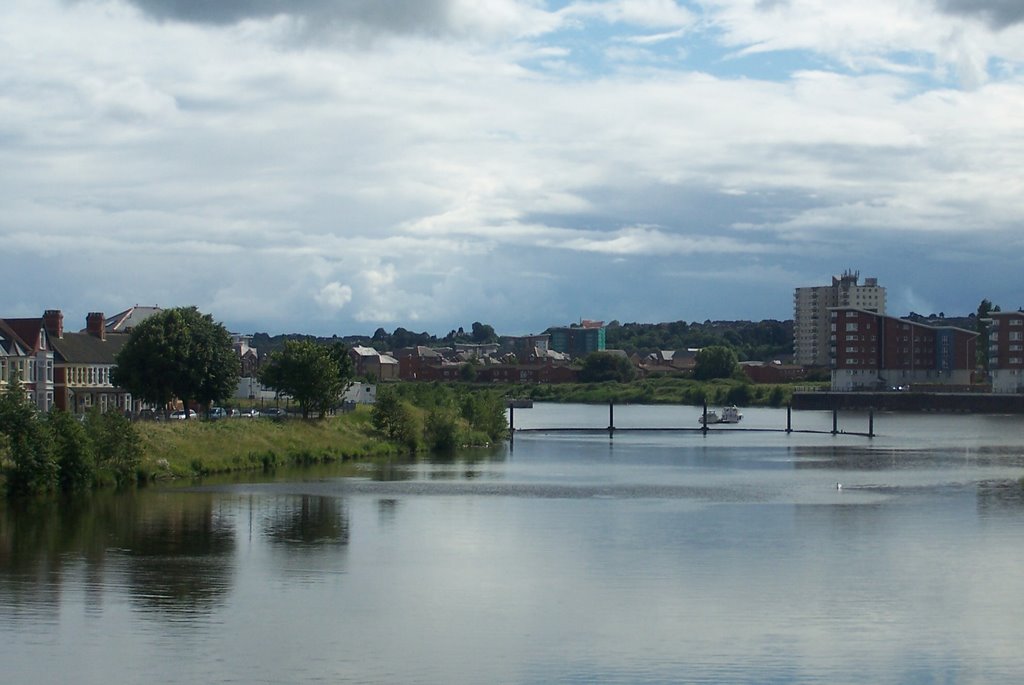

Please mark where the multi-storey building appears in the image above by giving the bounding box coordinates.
[794,271,885,367]
[986,310,1024,393]
[549,321,606,358]
[830,307,976,391]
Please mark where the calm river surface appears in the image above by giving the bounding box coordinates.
[4,404,1024,684]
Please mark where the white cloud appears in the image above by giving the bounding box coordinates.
[315,282,354,310]
[562,0,696,29]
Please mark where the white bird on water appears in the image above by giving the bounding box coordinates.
[836,482,842,490]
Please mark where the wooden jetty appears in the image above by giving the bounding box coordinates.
[508,400,875,439]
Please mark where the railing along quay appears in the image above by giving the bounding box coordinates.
[508,400,876,439]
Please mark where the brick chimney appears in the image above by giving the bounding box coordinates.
[86,312,106,340]
[43,309,64,339]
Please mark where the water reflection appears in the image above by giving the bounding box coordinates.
[976,480,1024,513]
[0,492,236,619]
[792,444,1024,471]
[120,494,235,616]
[369,458,414,482]
[262,495,349,547]
[377,498,399,526]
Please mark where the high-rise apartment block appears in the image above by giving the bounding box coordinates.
[549,320,606,358]
[794,271,885,367]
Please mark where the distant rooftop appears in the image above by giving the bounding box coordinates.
[103,305,163,333]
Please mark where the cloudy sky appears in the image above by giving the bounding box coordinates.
[2,0,1022,336]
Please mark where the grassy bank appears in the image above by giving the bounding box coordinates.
[136,406,402,479]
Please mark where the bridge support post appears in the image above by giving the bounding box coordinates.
[868,409,874,438]
[608,399,615,438]
[702,401,709,435]
[832,409,838,435]
[786,404,792,434]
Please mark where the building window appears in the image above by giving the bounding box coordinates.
[1011,319,1023,326]
[1010,332,1023,342]
[846,323,859,332]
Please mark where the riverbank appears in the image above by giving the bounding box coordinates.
[135,406,401,479]
[496,377,816,407]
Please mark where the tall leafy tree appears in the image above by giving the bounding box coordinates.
[579,352,636,382]
[471,322,497,343]
[693,345,740,380]
[258,340,352,418]
[112,307,240,416]
[976,299,1000,371]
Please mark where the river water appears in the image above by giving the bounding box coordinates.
[3,405,1024,684]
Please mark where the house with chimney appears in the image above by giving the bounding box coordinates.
[52,311,134,414]
[1,310,134,414]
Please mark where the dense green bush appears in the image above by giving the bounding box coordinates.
[84,410,143,486]
[47,410,95,492]
[425,408,460,452]
[1,381,57,495]
[1,380,144,495]
[371,390,421,452]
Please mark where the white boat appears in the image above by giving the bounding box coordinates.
[698,405,743,425]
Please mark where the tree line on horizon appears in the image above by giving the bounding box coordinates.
[250,318,796,361]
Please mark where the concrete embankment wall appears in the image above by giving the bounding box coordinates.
[792,392,1024,414]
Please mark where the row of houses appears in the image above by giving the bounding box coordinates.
[0,309,140,413]
[346,337,807,385]
[347,340,578,383]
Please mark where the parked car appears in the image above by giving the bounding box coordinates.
[261,407,287,421]
[169,410,197,420]
[208,407,227,420]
